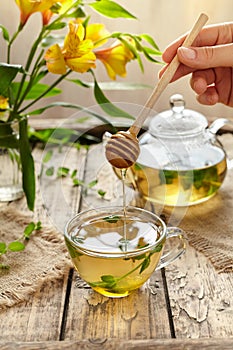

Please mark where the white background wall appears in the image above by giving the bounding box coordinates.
[1,1,233,124]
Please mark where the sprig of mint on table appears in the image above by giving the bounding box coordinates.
[0,221,41,269]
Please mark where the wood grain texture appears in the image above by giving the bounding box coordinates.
[0,338,233,350]
[165,244,233,338]
[63,270,172,341]
[0,145,85,342]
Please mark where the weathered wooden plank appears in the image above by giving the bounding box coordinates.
[63,144,173,341]
[64,270,171,341]
[0,338,233,350]
[165,243,233,338]
[0,146,86,342]
[0,278,68,342]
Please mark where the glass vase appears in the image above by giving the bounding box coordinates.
[0,119,24,201]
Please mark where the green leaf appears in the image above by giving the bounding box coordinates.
[28,102,112,126]
[103,215,120,223]
[101,275,116,283]
[11,82,62,100]
[72,178,84,187]
[150,244,163,254]
[29,127,100,145]
[0,264,10,270]
[45,21,67,31]
[46,166,54,176]
[139,257,150,274]
[0,242,7,254]
[0,121,19,148]
[24,222,36,239]
[88,179,98,188]
[0,63,24,96]
[98,189,106,198]
[67,78,91,88]
[35,221,42,230]
[89,0,136,19]
[134,163,145,171]
[133,253,147,261]
[68,7,86,19]
[93,78,134,119]
[139,34,161,51]
[65,238,82,259]
[8,241,25,252]
[19,118,35,211]
[57,167,70,178]
[0,25,10,41]
[71,169,77,178]
[43,150,53,163]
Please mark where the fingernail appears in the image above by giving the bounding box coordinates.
[179,47,196,60]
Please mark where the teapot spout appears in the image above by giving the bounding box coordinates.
[209,118,233,135]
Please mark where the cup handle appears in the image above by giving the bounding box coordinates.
[156,227,186,270]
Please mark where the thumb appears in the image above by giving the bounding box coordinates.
[177,44,233,68]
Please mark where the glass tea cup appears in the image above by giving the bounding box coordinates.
[64,206,186,298]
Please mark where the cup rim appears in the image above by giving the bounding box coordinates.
[64,205,167,258]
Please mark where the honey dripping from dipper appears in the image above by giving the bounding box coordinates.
[105,131,140,252]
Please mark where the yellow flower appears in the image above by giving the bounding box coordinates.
[95,41,134,80]
[44,22,96,74]
[15,0,73,26]
[85,23,110,48]
[41,0,74,25]
[0,96,9,110]
[44,44,67,74]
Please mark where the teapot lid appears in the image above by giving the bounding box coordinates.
[149,94,208,136]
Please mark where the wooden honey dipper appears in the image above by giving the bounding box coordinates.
[105,13,209,169]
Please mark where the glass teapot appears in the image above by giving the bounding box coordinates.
[124,94,233,207]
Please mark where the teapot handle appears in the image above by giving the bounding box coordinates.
[209,118,233,169]
[209,118,233,135]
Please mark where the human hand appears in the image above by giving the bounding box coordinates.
[159,22,233,107]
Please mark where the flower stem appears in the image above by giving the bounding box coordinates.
[7,25,22,63]
[18,70,72,114]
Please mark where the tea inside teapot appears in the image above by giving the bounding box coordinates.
[122,94,228,207]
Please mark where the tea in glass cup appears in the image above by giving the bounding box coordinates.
[64,206,185,298]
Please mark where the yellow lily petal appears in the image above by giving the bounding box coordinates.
[66,52,96,73]
[85,23,110,48]
[100,61,117,80]
[15,0,56,25]
[63,22,85,56]
[44,44,67,74]
[15,0,74,25]
[44,20,96,74]
[95,42,134,80]
[0,96,9,110]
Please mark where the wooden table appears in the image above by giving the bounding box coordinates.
[0,132,233,350]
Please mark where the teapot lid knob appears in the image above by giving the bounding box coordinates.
[169,94,185,114]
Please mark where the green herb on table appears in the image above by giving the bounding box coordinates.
[97,189,106,198]
[0,221,42,269]
[41,150,106,198]
[57,167,70,178]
